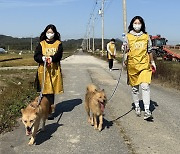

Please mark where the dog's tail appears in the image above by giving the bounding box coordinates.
[87,84,97,93]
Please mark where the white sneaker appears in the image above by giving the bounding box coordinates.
[135,107,141,117]
[109,69,112,72]
[144,109,153,120]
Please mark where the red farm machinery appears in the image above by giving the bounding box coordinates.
[150,35,180,62]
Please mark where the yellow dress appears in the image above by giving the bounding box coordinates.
[127,33,152,86]
[38,40,63,94]
[108,43,115,59]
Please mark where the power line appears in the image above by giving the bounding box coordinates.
[82,0,99,50]
[82,0,116,50]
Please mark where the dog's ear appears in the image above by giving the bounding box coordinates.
[92,90,97,94]
[21,109,24,114]
[35,97,39,102]
[30,103,35,108]
[35,107,40,115]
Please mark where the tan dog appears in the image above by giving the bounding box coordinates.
[21,96,54,145]
[85,84,107,131]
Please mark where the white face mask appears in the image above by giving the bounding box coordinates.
[133,24,142,31]
[46,33,54,40]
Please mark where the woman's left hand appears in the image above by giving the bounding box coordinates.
[151,61,156,73]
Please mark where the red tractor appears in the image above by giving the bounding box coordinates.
[150,35,180,62]
[150,35,167,57]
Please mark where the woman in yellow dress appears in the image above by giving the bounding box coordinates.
[124,16,156,120]
[34,24,63,120]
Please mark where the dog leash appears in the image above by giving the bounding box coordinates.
[107,46,126,102]
[37,59,47,106]
[110,107,133,122]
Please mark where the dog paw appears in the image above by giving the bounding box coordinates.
[28,138,35,145]
[94,125,98,130]
[28,140,34,145]
[90,121,94,126]
[90,119,94,126]
[98,127,102,131]
[88,118,94,126]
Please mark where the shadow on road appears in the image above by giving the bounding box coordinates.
[35,99,82,145]
[137,100,159,112]
[35,123,63,145]
[102,118,113,130]
[131,100,158,113]
[131,100,159,122]
[54,98,82,118]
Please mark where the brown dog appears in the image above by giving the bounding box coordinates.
[85,84,107,131]
[21,96,54,145]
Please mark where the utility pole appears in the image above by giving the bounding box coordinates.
[101,0,104,54]
[122,0,127,67]
[30,35,33,51]
[86,24,89,51]
[86,33,89,51]
[122,0,127,34]
[92,14,95,52]
[99,0,104,55]
[88,28,91,51]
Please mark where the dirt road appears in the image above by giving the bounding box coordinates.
[0,52,180,154]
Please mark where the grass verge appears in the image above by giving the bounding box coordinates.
[152,60,180,90]
[0,70,38,134]
[0,51,73,134]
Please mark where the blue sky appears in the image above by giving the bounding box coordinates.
[0,0,179,45]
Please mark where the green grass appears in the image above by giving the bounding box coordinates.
[0,70,37,134]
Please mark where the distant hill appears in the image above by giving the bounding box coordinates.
[0,35,39,51]
[0,35,123,51]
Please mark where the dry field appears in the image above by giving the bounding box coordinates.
[170,48,180,55]
[0,53,37,67]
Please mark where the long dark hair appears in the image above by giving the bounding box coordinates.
[128,16,147,34]
[40,24,61,41]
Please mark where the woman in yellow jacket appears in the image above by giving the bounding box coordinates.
[124,16,156,120]
[34,24,63,120]
[107,38,116,71]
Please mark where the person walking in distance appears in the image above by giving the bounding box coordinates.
[123,16,156,120]
[34,24,64,120]
[107,38,116,71]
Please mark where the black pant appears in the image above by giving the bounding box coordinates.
[108,59,113,69]
[43,94,54,105]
